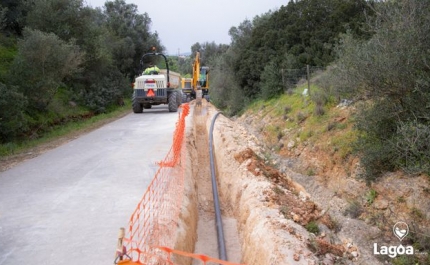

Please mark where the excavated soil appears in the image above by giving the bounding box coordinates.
[173,101,368,264]
[191,102,242,264]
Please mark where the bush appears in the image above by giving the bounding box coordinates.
[260,60,283,100]
[0,82,27,142]
[343,200,362,218]
[392,121,430,175]
[9,28,83,111]
[210,54,247,116]
[305,221,320,234]
[81,68,129,113]
[330,1,430,181]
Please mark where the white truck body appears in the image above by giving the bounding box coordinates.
[159,69,181,89]
[134,69,181,90]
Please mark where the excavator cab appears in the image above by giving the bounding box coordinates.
[199,67,209,88]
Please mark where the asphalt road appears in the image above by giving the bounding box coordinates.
[0,106,180,265]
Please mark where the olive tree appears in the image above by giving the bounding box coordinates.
[10,28,83,111]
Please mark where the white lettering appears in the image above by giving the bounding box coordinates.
[373,243,415,258]
[388,246,397,258]
[373,243,380,254]
[397,245,405,255]
[405,246,414,255]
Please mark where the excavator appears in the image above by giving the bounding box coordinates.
[181,51,209,102]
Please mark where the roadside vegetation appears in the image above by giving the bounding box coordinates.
[0,0,162,150]
[202,1,430,263]
[197,0,430,185]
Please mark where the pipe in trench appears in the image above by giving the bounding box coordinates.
[208,111,227,261]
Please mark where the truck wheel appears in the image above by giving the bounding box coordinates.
[168,91,178,112]
[177,90,183,106]
[132,95,143,113]
[204,95,210,102]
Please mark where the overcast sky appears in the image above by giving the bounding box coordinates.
[85,0,287,55]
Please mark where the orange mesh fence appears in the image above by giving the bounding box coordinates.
[117,103,245,265]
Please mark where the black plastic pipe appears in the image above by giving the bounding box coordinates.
[208,111,227,261]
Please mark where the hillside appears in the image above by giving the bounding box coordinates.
[236,83,430,264]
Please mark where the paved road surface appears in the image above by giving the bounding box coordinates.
[0,106,180,265]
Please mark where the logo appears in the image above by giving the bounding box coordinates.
[373,221,414,258]
[393,222,409,241]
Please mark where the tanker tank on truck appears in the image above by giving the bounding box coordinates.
[132,48,182,113]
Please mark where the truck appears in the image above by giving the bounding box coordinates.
[132,50,182,113]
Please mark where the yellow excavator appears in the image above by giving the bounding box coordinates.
[181,51,209,102]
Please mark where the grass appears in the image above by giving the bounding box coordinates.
[366,189,378,205]
[245,82,358,162]
[0,99,131,157]
[343,200,363,218]
[306,221,320,234]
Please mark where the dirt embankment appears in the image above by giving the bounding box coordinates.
[237,105,430,264]
[209,103,369,265]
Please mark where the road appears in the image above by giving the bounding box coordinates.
[0,106,180,265]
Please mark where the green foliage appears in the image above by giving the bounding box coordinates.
[392,121,430,175]
[26,0,84,41]
[81,67,129,113]
[343,200,363,218]
[191,41,229,66]
[0,0,29,35]
[104,0,162,78]
[9,28,83,111]
[209,0,372,114]
[0,40,17,82]
[0,82,27,141]
[209,54,247,116]
[0,0,161,143]
[232,0,372,100]
[366,189,378,205]
[260,60,284,100]
[305,221,320,234]
[331,0,430,181]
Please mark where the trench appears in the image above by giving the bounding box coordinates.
[190,101,242,264]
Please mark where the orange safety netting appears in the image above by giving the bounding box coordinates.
[117,103,244,265]
[121,103,189,264]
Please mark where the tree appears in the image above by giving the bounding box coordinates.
[260,60,283,100]
[333,0,430,179]
[104,0,163,79]
[9,28,83,111]
[231,0,372,100]
[26,0,86,41]
[0,0,29,35]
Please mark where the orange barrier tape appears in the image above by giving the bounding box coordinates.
[119,103,245,265]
